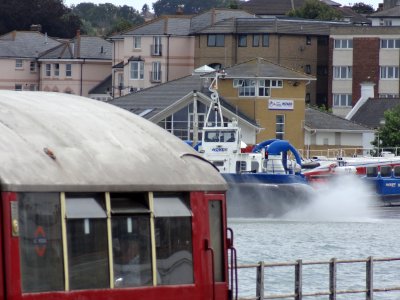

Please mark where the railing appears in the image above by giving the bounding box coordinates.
[235,256,400,300]
[299,147,400,159]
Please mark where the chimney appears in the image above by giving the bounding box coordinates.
[75,30,81,58]
[176,4,184,14]
[30,24,42,32]
[345,81,375,120]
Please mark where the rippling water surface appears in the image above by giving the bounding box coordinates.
[228,176,400,299]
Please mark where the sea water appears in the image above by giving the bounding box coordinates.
[228,175,400,299]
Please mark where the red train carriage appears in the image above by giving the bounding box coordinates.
[0,91,236,300]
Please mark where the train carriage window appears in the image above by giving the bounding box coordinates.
[65,193,109,290]
[154,194,194,285]
[18,193,64,293]
[110,193,153,288]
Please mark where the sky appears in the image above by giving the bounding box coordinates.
[63,0,383,11]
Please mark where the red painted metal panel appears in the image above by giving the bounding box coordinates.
[2,191,229,300]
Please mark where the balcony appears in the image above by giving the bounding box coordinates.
[150,44,162,56]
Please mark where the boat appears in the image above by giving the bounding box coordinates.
[302,153,400,205]
[196,71,312,218]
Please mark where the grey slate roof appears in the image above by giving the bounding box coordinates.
[122,16,192,36]
[350,98,400,128]
[110,75,204,119]
[112,9,254,38]
[197,17,346,35]
[0,31,61,58]
[305,108,372,131]
[40,36,111,60]
[336,6,371,24]
[88,74,112,95]
[369,5,400,17]
[109,74,258,126]
[218,57,315,80]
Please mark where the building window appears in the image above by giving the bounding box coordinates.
[380,66,399,79]
[262,34,269,47]
[152,36,162,55]
[234,79,282,97]
[276,115,285,140]
[306,36,311,45]
[54,63,60,76]
[29,84,37,91]
[305,93,310,103]
[66,64,72,77]
[207,34,224,47]
[237,79,256,96]
[15,59,23,69]
[133,36,141,49]
[15,84,22,91]
[334,39,353,49]
[333,66,352,79]
[252,34,259,47]
[380,39,400,48]
[380,19,392,26]
[238,34,247,47]
[130,61,144,80]
[45,64,51,77]
[305,65,311,74]
[379,93,399,98]
[30,61,37,72]
[333,94,352,107]
[151,61,161,82]
[258,80,270,97]
[317,66,328,75]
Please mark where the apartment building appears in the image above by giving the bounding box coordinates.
[109,9,253,97]
[194,17,342,106]
[39,33,112,97]
[0,27,112,98]
[329,26,400,117]
[0,29,61,92]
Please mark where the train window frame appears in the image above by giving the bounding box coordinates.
[153,193,194,285]
[65,193,110,290]
[18,192,65,293]
[110,192,154,288]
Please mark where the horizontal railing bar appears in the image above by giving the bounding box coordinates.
[232,257,400,269]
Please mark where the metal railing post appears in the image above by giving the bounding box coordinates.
[366,256,374,300]
[295,259,303,300]
[329,258,337,300]
[256,261,265,300]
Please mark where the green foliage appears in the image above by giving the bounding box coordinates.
[351,2,374,14]
[287,0,343,21]
[0,0,81,38]
[153,0,229,16]
[72,3,144,36]
[371,105,400,149]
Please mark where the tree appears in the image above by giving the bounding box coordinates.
[371,105,400,150]
[153,0,229,16]
[351,2,374,14]
[0,0,81,38]
[142,4,150,15]
[72,3,144,36]
[287,0,343,21]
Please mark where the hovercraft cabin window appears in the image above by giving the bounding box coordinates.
[17,192,194,293]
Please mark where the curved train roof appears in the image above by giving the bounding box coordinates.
[0,91,227,192]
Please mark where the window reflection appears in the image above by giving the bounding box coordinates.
[19,193,64,292]
[154,195,193,285]
[66,193,109,290]
[111,193,152,288]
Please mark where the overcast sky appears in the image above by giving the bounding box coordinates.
[64,0,382,12]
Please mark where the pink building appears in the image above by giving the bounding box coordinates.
[0,27,112,98]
